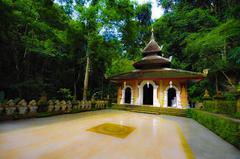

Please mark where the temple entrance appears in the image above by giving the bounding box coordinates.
[168,88,176,107]
[124,87,131,104]
[143,84,153,105]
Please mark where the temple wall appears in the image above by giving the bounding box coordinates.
[133,80,138,104]
[157,81,164,107]
[117,81,138,105]
[180,83,188,108]
[157,80,177,107]
[117,84,122,104]
[117,79,189,108]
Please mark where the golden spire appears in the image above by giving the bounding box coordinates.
[151,27,155,40]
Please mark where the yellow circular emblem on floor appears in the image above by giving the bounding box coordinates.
[87,123,135,139]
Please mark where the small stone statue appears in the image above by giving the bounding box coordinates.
[60,100,67,111]
[203,89,210,98]
[17,99,28,115]
[47,100,54,112]
[54,100,60,111]
[6,99,15,107]
[66,100,72,112]
[203,69,209,76]
[5,99,16,115]
[28,100,38,113]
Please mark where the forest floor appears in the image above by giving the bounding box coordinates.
[0,110,239,159]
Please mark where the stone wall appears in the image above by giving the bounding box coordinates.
[0,99,109,120]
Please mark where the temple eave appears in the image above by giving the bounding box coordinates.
[109,68,205,82]
[110,77,204,83]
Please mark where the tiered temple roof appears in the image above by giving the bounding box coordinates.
[109,29,205,82]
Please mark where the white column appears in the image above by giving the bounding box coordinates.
[131,90,134,105]
[136,85,142,105]
[176,90,182,108]
[120,89,125,104]
[164,90,168,107]
[153,86,160,107]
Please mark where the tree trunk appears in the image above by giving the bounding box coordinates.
[73,80,77,100]
[83,56,90,100]
[73,65,80,100]
[101,76,103,99]
[215,74,219,93]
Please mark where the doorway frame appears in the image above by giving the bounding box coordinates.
[164,85,181,108]
[120,85,134,104]
[143,83,154,105]
[137,80,160,106]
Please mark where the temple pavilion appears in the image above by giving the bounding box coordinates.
[110,31,206,108]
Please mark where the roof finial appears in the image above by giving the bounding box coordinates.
[151,27,155,40]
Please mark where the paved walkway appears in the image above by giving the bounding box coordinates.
[0,110,239,159]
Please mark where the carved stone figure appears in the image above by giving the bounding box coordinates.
[66,100,72,112]
[60,100,67,111]
[54,100,61,111]
[5,99,16,115]
[48,100,55,112]
[17,99,28,115]
[28,100,38,113]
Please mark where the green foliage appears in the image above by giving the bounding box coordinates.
[154,1,240,97]
[224,92,236,101]
[153,8,219,70]
[0,0,151,100]
[106,57,134,77]
[188,79,214,102]
[184,20,240,72]
[235,112,240,119]
[203,100,237,116]
[1,0,240,102]
[58,88,73,100]
[189,109,240,149]
[229,46,240,65]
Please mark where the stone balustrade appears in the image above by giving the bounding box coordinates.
[95,100,108,109]
[0,99,109,119]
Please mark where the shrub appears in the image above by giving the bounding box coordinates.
[203,100,236,116]
[189,109,240,149]
[235,112,240,119]
[37,95,48,112]
[58,88,73,101]
[202,100,215,112]
[224,92,236,100]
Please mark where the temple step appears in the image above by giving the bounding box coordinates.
[111,104,187,117]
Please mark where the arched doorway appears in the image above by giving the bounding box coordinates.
[143,84,153,105]
[168,88,176,107]
[124,87,131,104]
